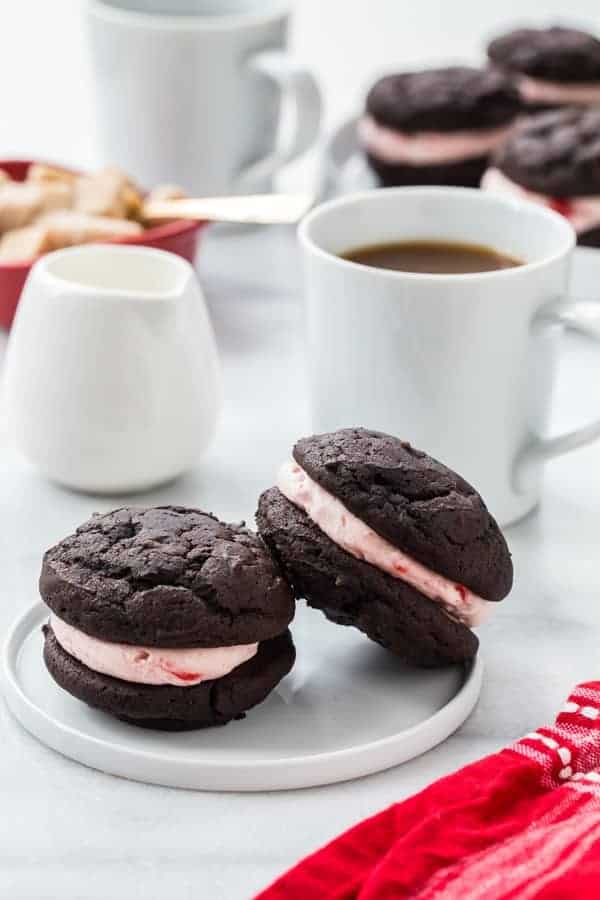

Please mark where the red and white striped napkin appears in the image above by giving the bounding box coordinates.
[256,681,600,899]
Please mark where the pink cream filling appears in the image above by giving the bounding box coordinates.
[518,75,600,106]
[277,460,489,627]
[358,115,516,165]
[482,167,600,234]
[50,614,258,687]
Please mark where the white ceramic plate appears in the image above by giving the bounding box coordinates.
[319,115,375,200]
[2,602,482,792]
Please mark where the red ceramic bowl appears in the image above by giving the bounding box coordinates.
[0,160,207,330]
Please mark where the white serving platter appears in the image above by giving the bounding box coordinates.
[319,114,375,199]
[2,601,482,792]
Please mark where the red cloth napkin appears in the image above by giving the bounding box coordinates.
[256,681,600,899]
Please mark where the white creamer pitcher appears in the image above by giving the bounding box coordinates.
[3,244,221,493]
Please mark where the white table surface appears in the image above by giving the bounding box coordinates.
[1,225,600,899]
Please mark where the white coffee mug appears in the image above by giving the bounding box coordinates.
[85,0,322,195]
[299,187,600,526]
[3,245,221,493]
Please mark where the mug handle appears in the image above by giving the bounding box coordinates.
[236,50,322,190]
[514,298,600,490]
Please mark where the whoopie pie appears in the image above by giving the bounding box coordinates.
[482,107,600,247]
[257,429,513,667]
[488,25,600,111]
[41,506,295,730]
[359,66,521,188]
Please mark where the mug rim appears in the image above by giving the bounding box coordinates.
[298,186,576,283]
[86,0,290,30]
[32,243,194,300]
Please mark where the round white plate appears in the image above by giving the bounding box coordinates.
[319,115,376,200]
[2,602,482,792]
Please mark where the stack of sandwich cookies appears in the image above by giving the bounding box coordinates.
[482,108,600,247]
[360,67,521,188]
[257,429,513,667]
[41,506,295,730]
[488,26,600,111]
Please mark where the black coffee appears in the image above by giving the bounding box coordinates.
[342,240,522,274]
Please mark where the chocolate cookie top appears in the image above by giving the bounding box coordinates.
[494,107,600,196]
[292,428,512,602]
[488,26,600,83]
[40,506,294,647]
[366,66,521,133]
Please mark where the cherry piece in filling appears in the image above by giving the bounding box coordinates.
[162,664,201,683]
[549,197,573,219]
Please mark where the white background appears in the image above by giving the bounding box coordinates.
[1,0,599,171]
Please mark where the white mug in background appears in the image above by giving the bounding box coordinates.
[299,188,600,526]
[3,245,221,494]
[85,0,322,195]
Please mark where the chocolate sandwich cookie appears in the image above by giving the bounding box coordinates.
[488,26,600,111]
[482,108,600,247]
[360,67,521,188]
[41,506,295,730]
[257,429,513,667]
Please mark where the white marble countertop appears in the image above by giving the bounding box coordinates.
[1,225,600,899]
